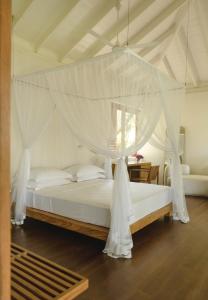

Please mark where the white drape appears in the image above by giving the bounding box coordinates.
[12,48,189,257]
[158,76,189,222]
[150,76,189,223]
[103,157,133,258]
[12,79,54,224]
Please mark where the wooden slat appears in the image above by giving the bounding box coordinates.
[12,259,69,290]
[11,244,88,300]
[55,280,88,300]
[22,255,77,284]
[12,265,59,297]
[12,272,53,300]
[11,288,26,300]
[13,244,82,280]
[0,0,11,299]
[11,281,41,300]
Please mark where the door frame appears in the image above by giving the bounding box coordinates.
[0,0,11,299]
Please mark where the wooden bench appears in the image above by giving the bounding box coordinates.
[11,243,88,300]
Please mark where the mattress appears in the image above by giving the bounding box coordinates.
[26,179,172,227]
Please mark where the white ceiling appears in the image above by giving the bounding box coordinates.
[12,0,208,91]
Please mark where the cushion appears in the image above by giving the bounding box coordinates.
[64,164,105,178]
[181,164,190,175]
[30,168,72,183]
[27,178,71,190]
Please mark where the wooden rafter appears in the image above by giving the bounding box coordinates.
[187,82,208,93]
[35,0,78,51]
[13,0,33,27]
[195,0,208,59]
[89,30,114,48]
[128,0,186,47]
[163,56,177,80]
[150,4,187,68]
[138,25,175,58]
[82,0,156,59]
[178,28,200,86]
[60,1,116,61]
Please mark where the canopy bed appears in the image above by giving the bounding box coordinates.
[12,47,189,259]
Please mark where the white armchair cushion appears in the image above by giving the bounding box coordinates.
[181,164,190,175]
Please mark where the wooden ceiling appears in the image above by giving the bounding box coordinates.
[12,0,208,92]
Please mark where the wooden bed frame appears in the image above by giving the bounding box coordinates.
[27,203,172,241]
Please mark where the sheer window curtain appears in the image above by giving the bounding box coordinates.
[12,79,54,224]
[150,75,189,223]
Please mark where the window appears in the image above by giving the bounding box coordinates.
[116,107,137,149]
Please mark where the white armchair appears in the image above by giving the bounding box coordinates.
[164,164,208,197]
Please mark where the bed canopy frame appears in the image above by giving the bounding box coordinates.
[12,47,189,259]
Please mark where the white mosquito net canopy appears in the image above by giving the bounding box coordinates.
[12,48,189,258]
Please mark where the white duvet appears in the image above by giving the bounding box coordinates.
[26,179,172,227]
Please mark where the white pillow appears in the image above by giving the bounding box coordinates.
[27,178,71,190]
[30,167,72,183]
[76,173,105,182]
[64,164,105,178]
[181,164,190,175]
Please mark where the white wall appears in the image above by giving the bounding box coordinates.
[182,91,208,175]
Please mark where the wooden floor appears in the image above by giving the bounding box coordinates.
[12,197,208,300]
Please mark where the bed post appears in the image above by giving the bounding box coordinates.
[0,0,11,299]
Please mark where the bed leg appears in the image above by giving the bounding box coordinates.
[164,211,173,223]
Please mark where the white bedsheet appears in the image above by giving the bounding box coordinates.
[26,179,172,227]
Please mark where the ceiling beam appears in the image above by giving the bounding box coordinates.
[89,30,114,48]
[152,0,195,68]
[35,0,78,51]
[13,0,33,27]
[163,56,177,80]
[60,1,116,61]
[149,2,187,67]
[82,0,156,59]
[138,25,175,58]
[186,82,208,93]
[178,28,200,86]
[195,0,208,58]
[128,0,186,46]
[12,34,71,75]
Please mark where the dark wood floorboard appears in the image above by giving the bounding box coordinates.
[12,197,208,300]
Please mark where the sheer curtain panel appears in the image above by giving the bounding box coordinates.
[12,78,54,224]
